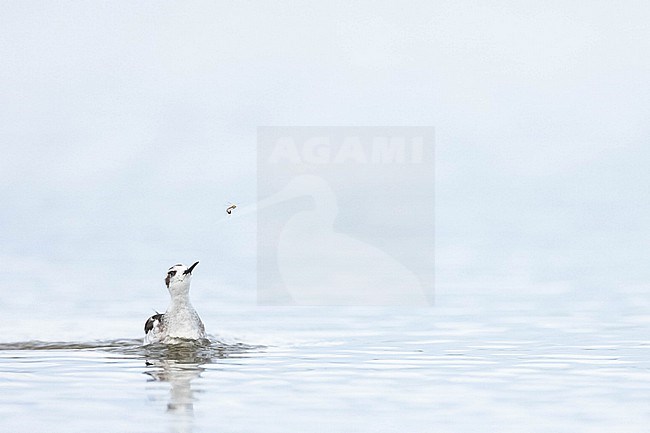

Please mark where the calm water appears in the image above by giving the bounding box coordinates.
[2,292,650,433]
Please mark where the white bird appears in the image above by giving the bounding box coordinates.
[144,261,207,345]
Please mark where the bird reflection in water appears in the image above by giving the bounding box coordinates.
[144,340,254,433]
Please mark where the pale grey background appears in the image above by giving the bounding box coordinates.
[1,1,649,338]
[256,126,434,306]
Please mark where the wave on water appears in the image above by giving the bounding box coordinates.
[0,337,263,362]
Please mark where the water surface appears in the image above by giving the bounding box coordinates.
[2,293,650,433]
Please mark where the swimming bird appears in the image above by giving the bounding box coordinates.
[144,261,207,345]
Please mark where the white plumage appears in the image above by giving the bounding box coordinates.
[144,261,206,345]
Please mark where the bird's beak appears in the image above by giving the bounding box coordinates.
[184,261,199,275]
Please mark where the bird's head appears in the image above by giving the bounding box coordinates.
[165,261,199,296]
